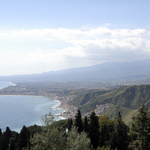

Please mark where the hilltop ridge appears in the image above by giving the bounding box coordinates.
[0,59,150,84]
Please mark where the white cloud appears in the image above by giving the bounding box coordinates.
[0,26,150,75]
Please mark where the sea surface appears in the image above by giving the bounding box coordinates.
[0,81,64,132]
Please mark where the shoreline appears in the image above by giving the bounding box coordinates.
[0,94,75,119]
[0,81,77,119]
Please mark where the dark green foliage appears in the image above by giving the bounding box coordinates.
[68,118,73,131]
[89,111,100,149]
[2,127,12,150]
[111,112,129,150]
[99,124,110,147]
[28,124,42,137]
[99,115,116,147]
[9,139,16,150]
[75,110,83,133]
[17,126,30,150]
[83,116,89,133]
[130,105,150,150]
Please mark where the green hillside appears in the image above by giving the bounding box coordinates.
[68,89,108,106]
[70,84,150,124]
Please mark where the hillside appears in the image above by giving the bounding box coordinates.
[69,84,150,123]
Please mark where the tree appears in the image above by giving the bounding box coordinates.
[66,127,91,150]
[9,139,16,150]
[111,112,128,150]
[67,118,73,131]
[75,110,83,133]
[99,115,114,147]
[29,113,66,150]
[83,116,89,133]
[30,127,66,150]
[2,127,12,150]
[17,126,30,150]
[0,129,2,150]
[41,112,54,126]
[89,111,100,149]
[130,105,150,150]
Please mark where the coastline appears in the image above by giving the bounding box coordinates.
[0,94,74,120]
[49,98,76,119]
[0,81,77,120]
[0,95,66,132]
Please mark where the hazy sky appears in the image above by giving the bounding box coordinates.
[0,0,150,76]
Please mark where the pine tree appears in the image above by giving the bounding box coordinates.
[130,104,150,150]
[75,110,83,133]
[89,111,100,149]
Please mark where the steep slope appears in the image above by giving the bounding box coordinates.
[79,85,150,113]
[67,84,149,124]
[68,90,109,106]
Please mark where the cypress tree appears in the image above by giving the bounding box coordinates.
[2,127,12,150]
[0,129,2,136]
[99,125,107,147]
[83,116,88,133]
[75,110,83,133]
[89,111,100,149]
[111,112,128,150]
[68,118,73,131]
[17,126,30,150]
[0,129,2,150]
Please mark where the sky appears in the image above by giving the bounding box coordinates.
[0,0,150,76]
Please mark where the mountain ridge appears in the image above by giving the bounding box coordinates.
[0,59,150,83]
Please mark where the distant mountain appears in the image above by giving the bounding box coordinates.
[0,59,150,83]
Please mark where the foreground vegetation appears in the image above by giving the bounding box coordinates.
[0,105,149,150]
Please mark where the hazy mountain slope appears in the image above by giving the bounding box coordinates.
[0,59,150,82]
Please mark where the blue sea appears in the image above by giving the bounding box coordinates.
[0,81,64,132]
